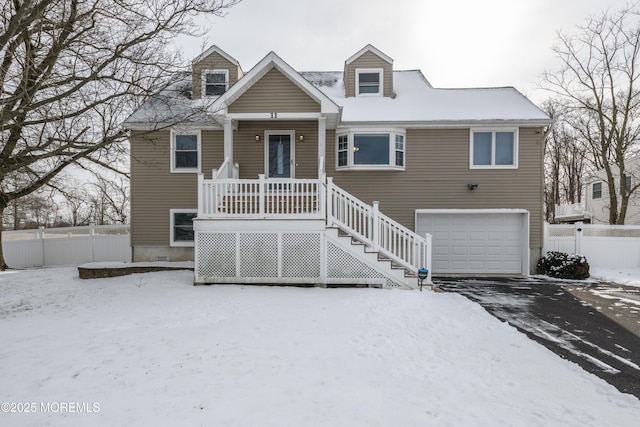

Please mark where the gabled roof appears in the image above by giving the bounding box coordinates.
[192,45,241,69]
[209,51,340,116]
[345,44,393,65]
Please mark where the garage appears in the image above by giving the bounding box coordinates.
[415,209,529,275]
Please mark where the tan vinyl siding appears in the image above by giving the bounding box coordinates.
[344,51,393,98]
[325,127,545,250]
[233,121,319,179]
[129,129,224,246]
[192,51,241,99]
[228,68,320,113]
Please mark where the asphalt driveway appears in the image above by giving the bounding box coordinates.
[435,277,640,400]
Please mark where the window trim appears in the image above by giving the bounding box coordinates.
[170,209,197,247]
[621,175,632,195]
[170,129,201,173]
[201,69,229,97]
[355,68,383,97]
[335,128,405,171]
[592,182,603,199]
[469,128,519,169]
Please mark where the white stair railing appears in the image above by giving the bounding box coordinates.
[326,177,431,274]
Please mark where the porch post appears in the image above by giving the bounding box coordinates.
[224,118,234,178]
[317,116,326,176]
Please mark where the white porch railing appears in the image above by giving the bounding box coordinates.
[199,174,325,218]
[197,173,431,275]
[555,203,590,220]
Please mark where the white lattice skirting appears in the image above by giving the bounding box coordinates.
[194,222,407,288]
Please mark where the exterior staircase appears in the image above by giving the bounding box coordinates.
[194,167,432,289]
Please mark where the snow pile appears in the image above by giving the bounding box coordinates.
[1,267,639,426]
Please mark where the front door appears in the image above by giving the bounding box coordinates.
[266,133,294,178]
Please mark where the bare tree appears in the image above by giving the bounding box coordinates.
[0,0,240,269]
[88,175,129,225]
[543,6,640,224]
[542,100,587,222]
[56,178,93,226]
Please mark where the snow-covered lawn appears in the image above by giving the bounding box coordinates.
[1,267,639,427]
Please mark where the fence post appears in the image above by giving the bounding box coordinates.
[575,221,584,254]
[90,221,95,262]
[39,226,45,267]
[425,233,433,284]
[372,201,380,251]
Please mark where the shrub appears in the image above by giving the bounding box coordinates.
[536,251,590,280]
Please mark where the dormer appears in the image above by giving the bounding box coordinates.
[191,45,243,99]
[343,44,394,98]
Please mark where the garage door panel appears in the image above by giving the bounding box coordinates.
[468,246,485,256]
[451,246,468,256]
[416,212,526,275]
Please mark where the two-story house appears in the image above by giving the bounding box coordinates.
[124,45,551,288]
[555,157,640,225]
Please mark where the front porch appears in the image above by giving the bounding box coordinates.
[194,172,432,289]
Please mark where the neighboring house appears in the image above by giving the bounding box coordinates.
[124,45,551,287]
[555,157,640,225]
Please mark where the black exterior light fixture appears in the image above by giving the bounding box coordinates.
[467,183,478,191]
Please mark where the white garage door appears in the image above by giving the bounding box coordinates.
[416,210,528,274]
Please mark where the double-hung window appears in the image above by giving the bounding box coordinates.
[202,70,229,96]
[336,129,405,170]
[356,69,383,96]
[621,175,632,195]
[337,134,349,167]
[170,209,197,247]
[171,130,201,173]
[470,129,518,168]
[592,182,602,199]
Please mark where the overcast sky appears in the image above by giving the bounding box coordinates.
[178,0,631,103]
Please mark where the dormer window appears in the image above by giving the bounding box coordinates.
[356,69,383,96]
[202,70,229,96]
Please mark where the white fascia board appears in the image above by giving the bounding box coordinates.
[338,119,553,129]
[125,122,222,131]
[415,208,530,215]
[346,44,393,65]
[192,45,241,69]
[226,112,323,120]
[209,52,340,116]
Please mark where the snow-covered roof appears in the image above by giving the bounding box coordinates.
[303,70,550,126]
[125,67,550,130]
[124,74,220,130]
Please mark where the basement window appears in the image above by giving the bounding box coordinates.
[170,209,197,247]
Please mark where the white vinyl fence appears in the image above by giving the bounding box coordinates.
[2,224,131,268]
[544,222,640,269]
